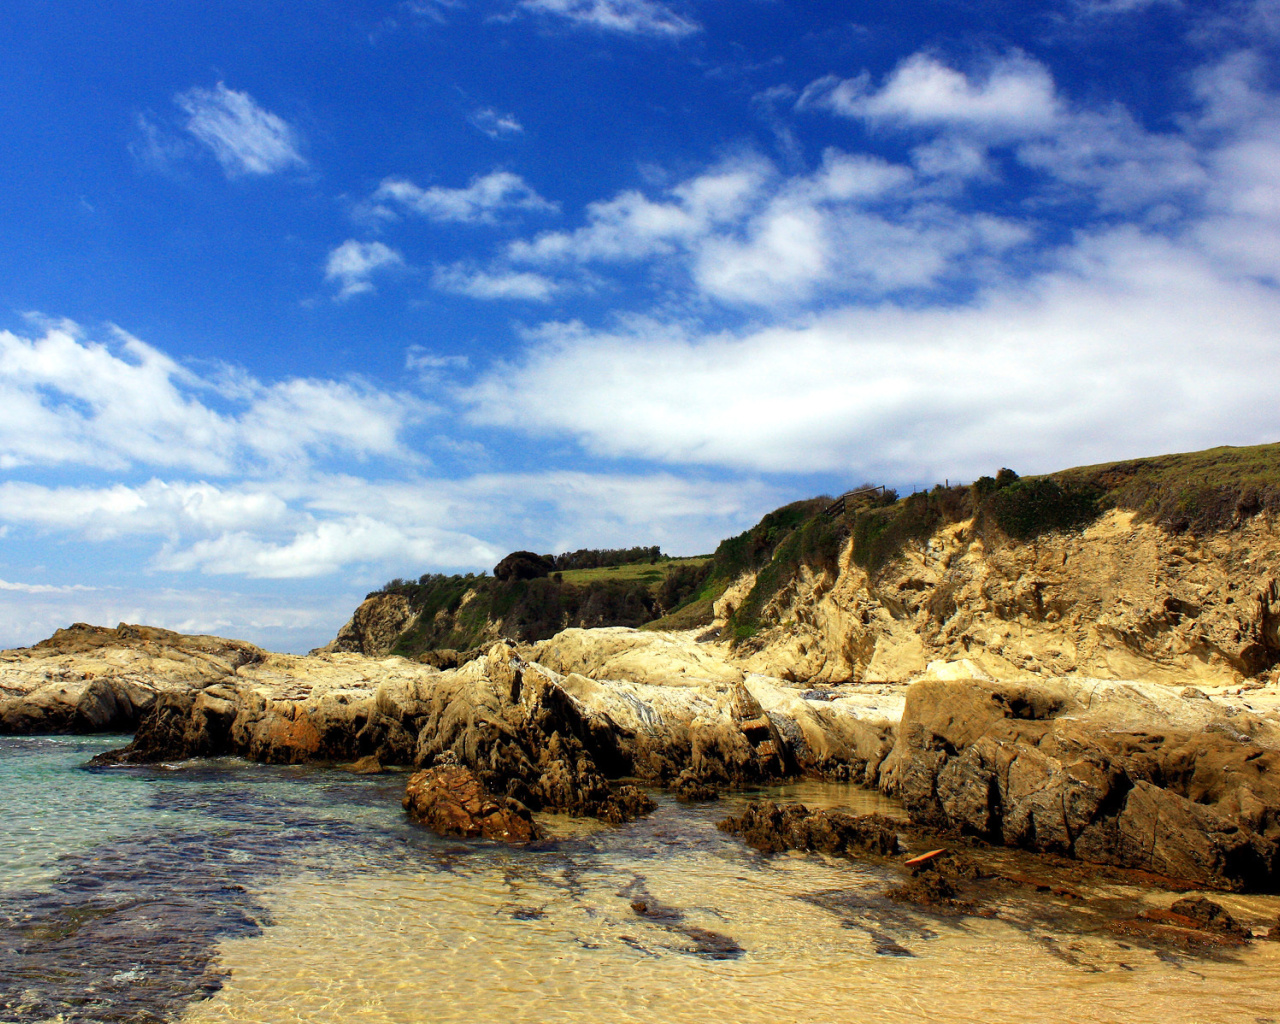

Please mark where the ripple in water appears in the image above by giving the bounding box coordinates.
[2,736,1278,1024]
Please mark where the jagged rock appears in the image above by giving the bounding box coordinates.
[879,677,1280,890]
[316,593,417,657]
[735,510,1280,686]
[672,769,719,802]
[718,800,901,858]
[403,762,540,843]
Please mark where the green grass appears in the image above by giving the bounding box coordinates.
[1051,442,1280,534]
[558,556,710,589]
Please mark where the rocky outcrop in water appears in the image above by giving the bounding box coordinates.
[10,618,1280,887]
[879,677,1280,891]
[403,759,541,842]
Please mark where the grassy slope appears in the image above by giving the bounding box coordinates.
[377,443,1280,652]
[558,557,710,588]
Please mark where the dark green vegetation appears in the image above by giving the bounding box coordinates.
[375,551,713,657]
[374,443,1280,653]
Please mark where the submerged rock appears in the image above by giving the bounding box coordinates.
[718,800,901,859]
[403,761,540,843]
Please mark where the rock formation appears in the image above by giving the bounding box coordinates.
[879,676,1280,890]
[6,615,1280,884]
[735,510,1280,686]
[403,759,541,842]
[315,593,416,657]
[0,623,264,734]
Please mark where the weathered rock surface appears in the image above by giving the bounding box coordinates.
[0,623,265,734]
[314,593,416,658]
[734,510,1280,686]
[11,617,1280,887]
[403,760,540,842]
[718,800,901,858]
[879,676,1280,890]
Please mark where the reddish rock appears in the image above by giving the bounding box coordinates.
[403,762,541,843]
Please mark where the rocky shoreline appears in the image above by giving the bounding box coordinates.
[4,619,1279,899]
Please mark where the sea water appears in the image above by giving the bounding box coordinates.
[2,734,1279,1024]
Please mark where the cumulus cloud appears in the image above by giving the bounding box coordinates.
[324,240,405,299]
[175,83,306,177]
[519,0,699,38]
[802,53,1061,136]
[469,107,525,139]
[0,319,426,476]
[370,171,556,223]
[504,149,1025,307]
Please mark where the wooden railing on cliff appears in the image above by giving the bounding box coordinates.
[823,485,886,518]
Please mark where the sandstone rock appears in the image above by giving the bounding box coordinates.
[403,762,540,842]
[731,510,1280,686]
[1,623,264,735]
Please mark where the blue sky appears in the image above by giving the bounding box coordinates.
[2,0,1279,651]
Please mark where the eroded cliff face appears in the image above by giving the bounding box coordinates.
[733,510,1280,687]
[317,593,419,658]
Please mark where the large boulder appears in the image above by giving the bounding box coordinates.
[403,761,540,843]
[880,677,1280,890]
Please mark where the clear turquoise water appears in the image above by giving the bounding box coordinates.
[3,735,1279,1024]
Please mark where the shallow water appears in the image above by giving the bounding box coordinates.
[3,736,1278,1024]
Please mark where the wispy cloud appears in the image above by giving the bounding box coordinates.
[369,170,556,223]
[432,263,561,300]
[469,107,525,139]
[175,82,306,177]
[519,0,699,38]
[324,240,405,299]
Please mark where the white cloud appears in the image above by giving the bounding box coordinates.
[0,319,426,475]
[155,516,500,579]
[239,378,427,461]
[0,321,234,472]
[370,171,555,223]
[802,53,1061,137]
[175,83,306,177]
[0,579,95,594]
[324,240,405,299]
[469,107,525,139]
[463,225,1280,478]
[509,156,772,263]
[519,0,699,38]
[432,263,561,301]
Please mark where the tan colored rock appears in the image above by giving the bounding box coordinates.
[315,593,417,657]
[734,511,1280,686]
[0,622,265,734]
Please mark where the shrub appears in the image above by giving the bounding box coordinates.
[982,477,1102,541]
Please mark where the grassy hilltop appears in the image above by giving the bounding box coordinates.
[371,442,1280,656]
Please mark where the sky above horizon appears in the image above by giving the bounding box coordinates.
[2,0,1279,651]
